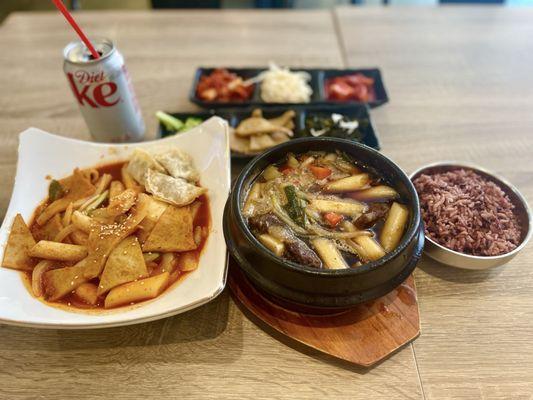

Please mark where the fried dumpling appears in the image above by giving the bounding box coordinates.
[270,131,291,144]
[126,148,166,186]
[249,134,276,151]
[145,169,206,207]
[229,128,253,154]
[153,148,200,182]
[235,117,292,137]
[268,110,296,129]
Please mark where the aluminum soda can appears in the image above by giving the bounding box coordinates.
[63,38,145,142]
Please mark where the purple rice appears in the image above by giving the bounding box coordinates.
[413,169,521,256]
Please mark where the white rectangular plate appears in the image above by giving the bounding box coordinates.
[0,116,230,329]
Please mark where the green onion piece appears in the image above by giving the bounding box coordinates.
[48,180,65,202]
[156,111,184,132]
[85,190,108,213]
[283,185,307,228]
[183,117,203,131]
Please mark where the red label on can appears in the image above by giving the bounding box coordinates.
[66,71,120,108]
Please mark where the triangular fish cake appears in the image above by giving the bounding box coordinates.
[33,214,63,241]
[142,205,197,252]
[43,264,86,301]
[2,214,37,271]
[66,169,96,201]
[97,236,148,295]
[138,196,168,243]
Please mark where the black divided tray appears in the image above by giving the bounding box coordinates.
[158,104,380,160]
[189,67,389,109]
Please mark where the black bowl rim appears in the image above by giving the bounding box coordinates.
[231,136,421,277]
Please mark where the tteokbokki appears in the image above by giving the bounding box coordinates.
[1,146,209,310]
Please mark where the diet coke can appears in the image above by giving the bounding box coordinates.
[63,38,145,142]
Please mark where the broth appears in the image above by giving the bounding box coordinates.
[242,151,408,269]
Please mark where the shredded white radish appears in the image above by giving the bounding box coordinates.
[249,62,312,103]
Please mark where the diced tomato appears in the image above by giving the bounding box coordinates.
[353,84,369,102]
[345,73,374,86]
[325,73,375,102]
[280,165,294,175]
[323,212,343,227]
[327,81,355,101]
[309,165,332,179]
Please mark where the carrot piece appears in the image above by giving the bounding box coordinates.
[323,212,343,227]
[309,166,332,179]
[280,165,294,175]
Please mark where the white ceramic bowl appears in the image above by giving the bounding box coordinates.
[0,117,230,329]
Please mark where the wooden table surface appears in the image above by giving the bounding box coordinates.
[0,7,531,400]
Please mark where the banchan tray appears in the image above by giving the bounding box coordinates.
[189,67,389,109]
[158,104,381,160]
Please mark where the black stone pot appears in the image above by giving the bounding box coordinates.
[223,137,424,310]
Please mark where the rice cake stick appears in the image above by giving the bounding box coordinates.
[310,199,367,217]
[353,236,386,262]
[380,202,409,252]
[348,185,398,202]
[311,238,348,269]
[29,241,88,262]
[324,174,370,193]
[104,272,170,309]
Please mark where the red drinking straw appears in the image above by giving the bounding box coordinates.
[51,0,100,59]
